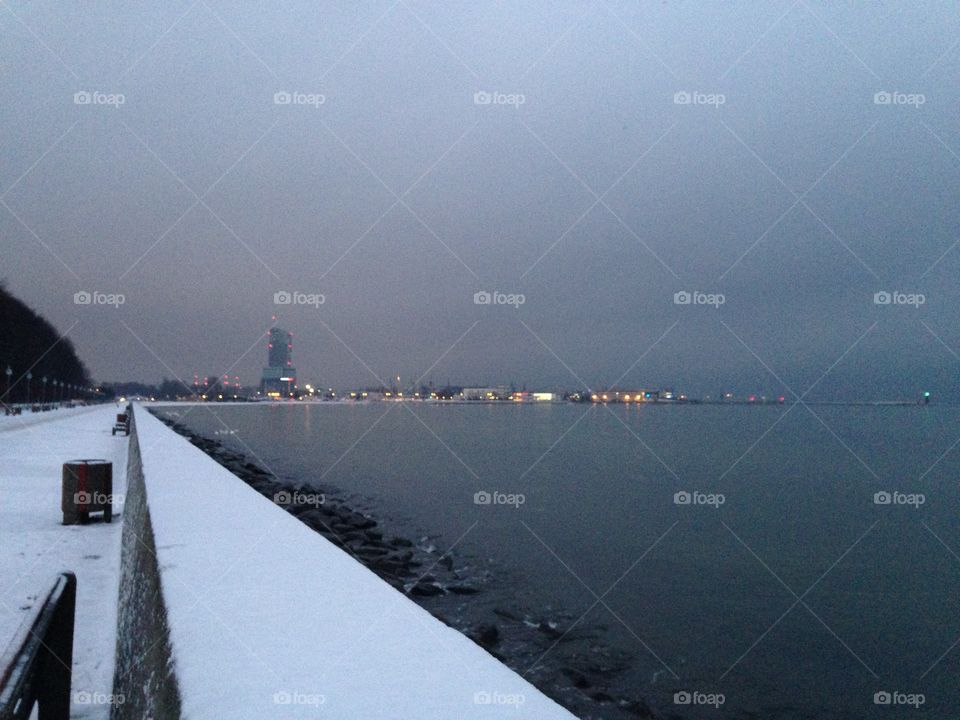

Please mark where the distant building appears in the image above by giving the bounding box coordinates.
[268,328,292,367]
[461,386,508,400]
[261,327,297,397]
[510,391,557,402]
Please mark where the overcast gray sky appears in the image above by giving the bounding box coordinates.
[2,1,959,399]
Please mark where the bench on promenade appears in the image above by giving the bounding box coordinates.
[0,572,76,720]
[111,413,129,436]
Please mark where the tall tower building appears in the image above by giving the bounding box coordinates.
[267,328,292,368]
[261,327,297,397]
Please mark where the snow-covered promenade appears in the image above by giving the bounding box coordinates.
[2,403,577,719]
[0,404,127,719]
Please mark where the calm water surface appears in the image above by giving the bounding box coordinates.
[163,402,960,719]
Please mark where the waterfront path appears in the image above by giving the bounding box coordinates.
[0,404,127,719]
[1,404,576,719]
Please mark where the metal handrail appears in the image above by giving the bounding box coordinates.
[0,572,76,720]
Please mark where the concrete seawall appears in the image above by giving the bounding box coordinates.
[110,404,577,719]
[112,408,182,719]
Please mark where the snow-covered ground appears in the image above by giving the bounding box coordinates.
[134,404,577,719]
[0,403,577,719]
[0,403,103,432]
[0,404,127,719]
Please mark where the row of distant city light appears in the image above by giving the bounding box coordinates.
[591,390,684,402]
[589,391,793,403]
[3,365,95,399]
[340,390,559,401]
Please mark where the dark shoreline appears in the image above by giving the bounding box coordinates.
[150,409,663,720]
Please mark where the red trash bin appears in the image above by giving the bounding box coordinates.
[61,459,113,524]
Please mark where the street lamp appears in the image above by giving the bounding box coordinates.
[41,376,47,405]
[4,366,10,405]
[25,372,32,405]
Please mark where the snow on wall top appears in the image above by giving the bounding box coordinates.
[133,405,578,719]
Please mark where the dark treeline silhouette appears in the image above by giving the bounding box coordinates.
[0,282,91,404]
